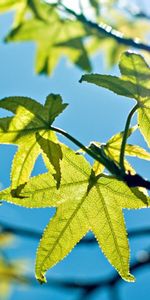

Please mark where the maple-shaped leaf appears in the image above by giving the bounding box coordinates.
[5,5,91,75]
[0,146,149,283]
[80,51,150,146]
[0,94,67,189]
[92,126,150,176]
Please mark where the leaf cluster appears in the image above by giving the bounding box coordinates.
[0,0,149,75]
[0,51,150,284]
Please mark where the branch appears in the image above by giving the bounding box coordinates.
[57,3,150,52]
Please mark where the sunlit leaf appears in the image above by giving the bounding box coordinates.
[92,160,105,175]
[80,52,150,146]
[36,133,62,188]
[0,94,67,189]
[0,0,24,13]
[0,146,149,283]
[5,7,91,74]
[91,126,150,176]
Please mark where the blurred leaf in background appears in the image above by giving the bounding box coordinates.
[0,0,149,75]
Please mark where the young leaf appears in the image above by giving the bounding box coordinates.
[106,126,150,162]
[91,126,150,176]
[0,94,67,189]
[80,52,150,146]
[0,146,149,283]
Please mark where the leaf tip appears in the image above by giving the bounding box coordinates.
[36,273,47,284]
[123,273,135,283]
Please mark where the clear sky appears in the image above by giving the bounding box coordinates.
[0,2,149,300]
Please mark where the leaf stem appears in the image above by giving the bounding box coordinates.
[119,104,139,171]
[50,126,103,162]
[50,126,121,176]
[50,125,150,190]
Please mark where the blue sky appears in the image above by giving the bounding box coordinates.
[0,3,150,300]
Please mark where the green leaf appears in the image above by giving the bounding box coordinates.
[0,146,90,208]
[104,40,126,69]
[80,52,150,146]
[55,37,92,72]
[92,160,105,176]
[106,126,150,161]
[89,0,100,17]
[106,126,136,145]
[0,0,24,12]
[44,94,68,125]
[0,0,51,19]
[92,126,150,176]
[36,133,62,188]
[0,0,50,27]
[0,146,149,283]
[34,176,150,283]
[5,7,91,75]
[0,94,68,189]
